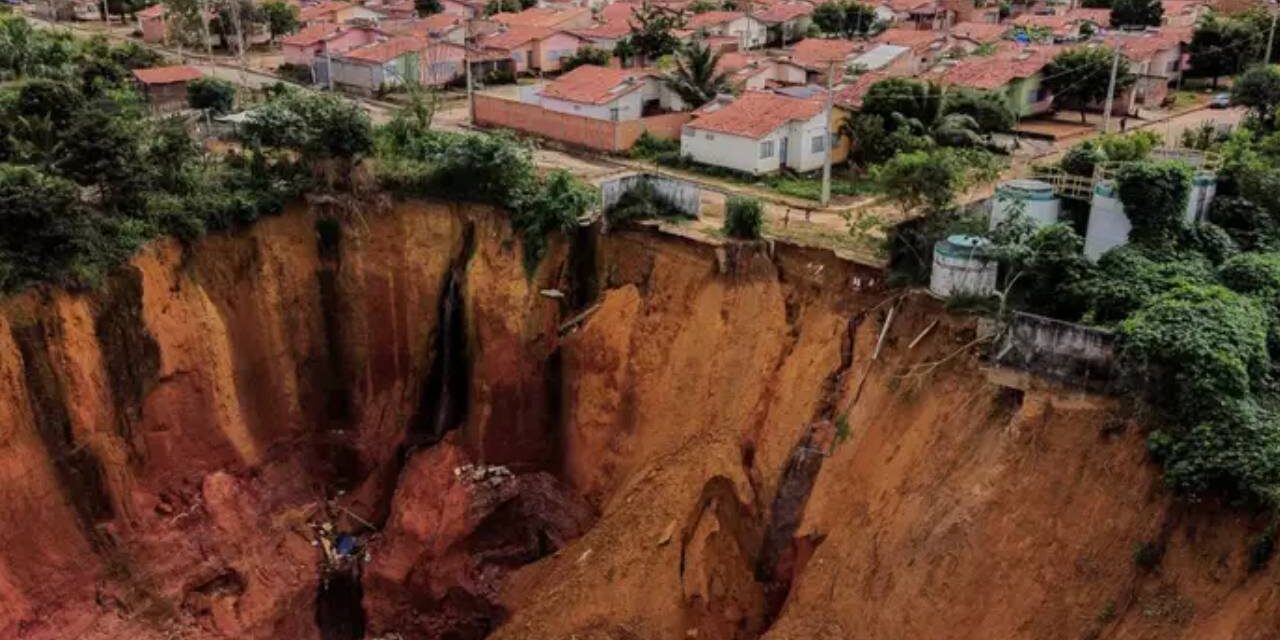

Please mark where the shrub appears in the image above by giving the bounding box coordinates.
[1115,160,1193,246]
[724,195,763,239]
[1148,397,1280,504]
[629,131,679,159]
[1220,251,1280,304]
[1119,283,1269,405]
[1098,130,1161,163]
[1081,247,1214,322]
[1060,141,1105,177]
[1182,222,1239,265]
[1208,196,1278,251]
[187,76,235,114]
[559,46,611,72]
[606,180,682,226]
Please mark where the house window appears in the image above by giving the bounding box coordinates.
[704,133,715,140]
[609,107,620,121]
[811,135,825,153]
[760,140,774,158]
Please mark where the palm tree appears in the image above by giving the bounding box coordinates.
[663,40,731,109]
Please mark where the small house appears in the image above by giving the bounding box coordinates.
[331,36,427,94]
[680,91,836,174]
[137,3,169,44]
[685,11,769,50]
[298,1,386,27]
[491,6,593,31]
[534,64,684,120]
[754,3,814,46]
[481,26,585,73]
[133,65,203,112]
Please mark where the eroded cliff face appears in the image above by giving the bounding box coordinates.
[1,201,1277,640]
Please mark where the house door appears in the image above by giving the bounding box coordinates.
[779,137,789,168]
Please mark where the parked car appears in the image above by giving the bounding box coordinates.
[1209,93,1232,109]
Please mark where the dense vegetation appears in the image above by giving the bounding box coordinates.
[973,120,1280,507]
[0,16,595,292]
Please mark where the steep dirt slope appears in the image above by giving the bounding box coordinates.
[494,244,1280,640]
[2,198,1277,640]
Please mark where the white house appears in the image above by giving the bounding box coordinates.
[532,64,685,120]
[685,11,769,50]
[680,91,830,175]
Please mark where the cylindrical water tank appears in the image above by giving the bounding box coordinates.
[1083,180,1129,261]
[1185,172,1217,224]
[930,235,998,298]
[989,179,1060,230]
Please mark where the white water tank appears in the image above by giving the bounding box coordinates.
[1083,180,1127,261]
[1185,172,1217,223]
[989,179,1060,230]
[930,235,998,298]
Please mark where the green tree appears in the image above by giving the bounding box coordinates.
[663,40,729,108]
[1079,246,1213,322]
[688,0,718,13]
[1110,0,1162,28]
[724,195,763,239]
[1060,141,1105,176]
[560,46,611,73]
[0,164,95,290]
[261,0,300,42]
[1232,65,1280,129]
[1187,14,1262,88]
[873,147,998,216]
[626,4,682,65]
[861,77,944,127]
[942,88,1015,133]
[1043,46,1133,123]
[415,0,443,14]
[187,76,235,114]
[813,1,875,37]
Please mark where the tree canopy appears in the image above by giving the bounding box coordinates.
[1110,0,1162,28]
[1043,46,1133,122]
[663,40,730,108]
[1232,65,1280,128]
[187,76,236,114]
[812,1,876,37]
[261,0,300,41]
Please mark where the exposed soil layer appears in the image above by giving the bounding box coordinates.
[1,201,1278,640]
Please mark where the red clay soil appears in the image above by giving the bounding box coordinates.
[0,201,1277,640]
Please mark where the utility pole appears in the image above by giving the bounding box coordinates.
[227,0,248,87]
[101,0,112,26]
[820,59,834,206]
[1101,44,1121,134]
[465,16,474,124]
[200,0,213,57]
[1266,10,1277,65]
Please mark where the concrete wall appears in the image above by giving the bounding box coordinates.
[474,94,691,151]
[600,173,702,218]
[991,311,1116,385]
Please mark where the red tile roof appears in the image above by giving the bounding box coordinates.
[950,21,1007,44]
[686,91,825,138]
[755,2,813,23]
[387,13,463,37]
[298,0,351,21]
[874,27,944,50]
[789,37,860,68]
[492,6,589,28]
[538,64,648,104]
[482,25,556,49]
[716,50,764,73]
[133,65,202,84]
[1161,0,1205,15]
[136,3,166,19]
[599,2,637,22]
[1064,7,1110,23]
[574,19,634,40]
[687,11,744,30]
[342,36,426,62]
[833,71,886,109]
[886,0,938,13]
[281,21,342,46]
[937,46,1055,89]
[1105,31,1183,59]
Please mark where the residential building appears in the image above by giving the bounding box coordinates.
[855,44,917,75]
[787,38,860,82]
[936,46,1057,117]
[532,64,685,120]
[949,21,1008,51]
[440,0,487,18]
[492,6,594,30]
[385,13,468,44]
[833,70,888,110]
[680,91,835,174]
[370,0,417,20]
[331,36,426,94]
[282,25,384,83]
[133,65,203,112]
[685,11,769,50]
[481,26,586,73]
[755,3,814,46]
[873,27,946,73]
[1161,0,1208,27]
[1106,32,1184,110]
[298,1,386,27]
[1010,13,1099,41]
[572,19,634,51]
[880,0,946,29]
[717,51,807,90]
[136,3,169,44]
[281,22,344,65]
